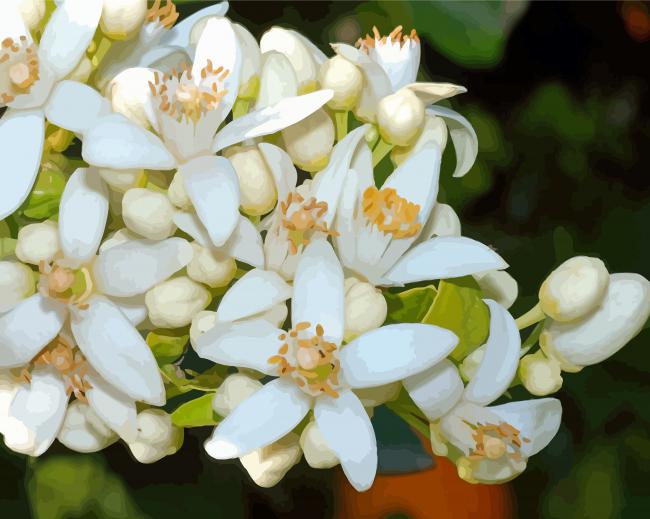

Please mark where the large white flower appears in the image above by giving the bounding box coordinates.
[0,0,103,220]
[192,239,458,491]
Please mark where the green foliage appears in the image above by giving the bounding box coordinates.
[21,164,67,220]
[146,329,189,365]
[0,237,17,259]
[171,394,220,428]
[385,285,437,324]
[160,364,227,399]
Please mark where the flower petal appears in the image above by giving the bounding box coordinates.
[255,52,298,109]
[405,82,467,107]
[314,389,377,492]
[0,294,66,368]
[93,237,193,297]
[258,143,297,204]
[85,372,137,443]
[340,324,458,388]
[292,240,344,344]
[426,106,478,178]
[58,168,108,263]
[159,1,230,48]
[0,109,44,220]
[205,377,311,458]
[385,236,509,286]
[44,80,111,134]
[403,360,464,421]
[192,319,283,376]
[463,300,521,406]
[180,155,240,247]
[107,294,148,326]
[70,296,164,405]
[222,216,264,268]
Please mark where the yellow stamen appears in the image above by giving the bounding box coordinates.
[362,186,421,238]
[146,0,179,29]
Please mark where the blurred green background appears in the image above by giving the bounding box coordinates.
[2,1,649,517]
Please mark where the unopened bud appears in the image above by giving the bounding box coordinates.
[98,167,146,193]
[108,67,155,128]
[145,276,211,328]
[318,55,363,111]
[240,433,302,488]
[99,228,138,253]
[57,400,117,453]
[100,0,147,40]
[260,27,320,91]
[122,188,176,240]
[344,277,387,341]
[475,270,518,310]
[17,0,45,31]
[212,374,263,417]
[128,409,183,464]
[0,261,35,313]
[167,171,193,211]
[300,421,338,469]
[187,243,237,289]
[189,310,218,343]
[377,88,425,147]
[282,109,335,173]
[15,220,60,265]
[223,146,277,216]
[519,351,563,396]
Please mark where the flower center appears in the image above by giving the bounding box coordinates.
[146,0,179,29]
[280,192,338,255]
[466,421,530,462]
[362,186,421,238]
[268,322,341,398]
[357,25,420,51]
[38,260,94,310]
[0,36,39,105]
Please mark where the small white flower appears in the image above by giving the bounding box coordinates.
[127,409,183,464]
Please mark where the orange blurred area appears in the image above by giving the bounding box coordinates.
[621,1,650,41]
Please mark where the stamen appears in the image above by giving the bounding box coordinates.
[38,259,94,309]
[466,421,530,462]
[362,186,421,238]
[146,0,179,29]
[0,37,39,105]
[280,193,338,255]
[357,25,420,51]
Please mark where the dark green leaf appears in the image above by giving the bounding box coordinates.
[385,285,437,324]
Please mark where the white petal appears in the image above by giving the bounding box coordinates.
[217,269,291,323]
[107,294,147,326]
[0,2,29,42]
[58,168,108,263]
[406,83,467,107]
[70,296,164,405]
[57,400,117,453]
[82,113,176,170]
[0,109,44,220]
[222,216,264,268]
[426,106,478,178]
[463,300,521,406]
[159,2,230,48]
[44,80,111,134]
[0,294,66,368]
[180,155,240,247]
[292,240,344,344]
[172,210,209,247]
[258,143,297,204]
[385,236,508,285]
[314,390,376,492]
[93,237,193,297]
[212,90,333,152]
[417,202,462,243]
[85,372,137,443]
[403,359,464,421]
[205,378,311,458]
[368,38,420,91]
[340,324,458,388]
[255,52,298,110]
[38,0,102,80]
[192,319,283,376]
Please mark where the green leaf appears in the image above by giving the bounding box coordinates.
[171,393,220,428]
[422,276,490,362]
[160,364,227,398]
[385,285,437,324]
[0,237,17,259]
[21,165,67,220]
[146,329,189,365]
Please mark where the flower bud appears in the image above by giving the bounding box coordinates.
[108,68,156,128]
[15,220,60,265]
[377,88,425,147]
[128,409,183,464]
[122,188,176,240]
[318,55,363,111]
[239,433,302,488]
[518,351,563,396]
[391,115,448,166]
[475,270,518,310]
[98,167,147,193]
[189,310,218,343]
[539,256,609,322]
[300,421,338,469]
[187,243,237,289]
[17,0,45,31]
[212,374,263,417]
[99,228,138,253]
[281,109,335,173]
[167,171,193,211]
[459,345,485,382]
[223,146,277,216]
[353,382,401,408]
[0,261,35,313]
[57,400,117,453]
[145,276,211,328]
[344,277,387,342]
[100,0,147,40]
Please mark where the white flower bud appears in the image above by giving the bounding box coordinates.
[519,351,563,396]
[16,0,45,31]
[187,243,237,289]
[100,0,147,40]
[122,188,176,240]
[57,400,117,453]
[15,221,60,265]
[189,310,218,343]
[260,27,320,91]
[128,409,183,464]
[99,228,138,253]
[223,146,277,216]
[475,270,518,310]
[459,345,485,382]
[318,55,363,111]
[539,256,610,322]
[167,171,193,211]
[344,277,387,342]
[98,167,146,193]
[108,68,156,128]
[145,276,211,328]
[240,433,302,488]
[0,261,35,313]
[300,421,338,469]
[377,88,425,147]
[212,374,263,417]
[427,203,461,238]
[391,115,448,166]
[282,109,335,172]
[353,382,401,408]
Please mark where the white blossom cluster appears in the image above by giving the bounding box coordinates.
[1,0,648,492]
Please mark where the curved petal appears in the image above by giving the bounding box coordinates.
[205,377,311,458]
[254,52,298,110]
[426,106,478,178]
[340,324,458,388]
[368,39,420,91]
[93,237,193,297]
[216,269,291,323]
[406,83,467,106]
[192,319,283,376]
[222,216,264,268]
[159,1,230,48]
[107,294,148,326]
[180,156,240,247]
[58,168,108,263]
[70,296,164,405]
[258,142,297,203]
[38,0,102,80]
[172,210,210,247]
[0,109,44,220]
[85,372,137,443]
[0,294,67,368]
[384,236,509,285]
[292,240,344,344]
[314,390,377,492]
[403,359,464,421]
[44,80,111,134]
[463,300,520,406]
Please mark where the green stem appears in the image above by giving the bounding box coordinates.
[334,111,348,141]
[515,302,546,330]
[371,137,394,167]
[232,98,250,119]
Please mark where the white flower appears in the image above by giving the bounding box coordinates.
[0,0,104,220]
[192,240,458,491]
[403,299,562,483]
[127,409,183,463]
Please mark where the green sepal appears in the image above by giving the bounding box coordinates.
[21,162,67,220]
[171,393,221,428]
[146,329,189,365]
[385,285,438,324]
[160,364,227,399]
